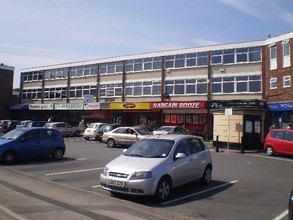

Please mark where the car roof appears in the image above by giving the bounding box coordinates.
[15,127,53,131]
[145,134,199,141]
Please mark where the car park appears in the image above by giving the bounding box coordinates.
[264,129,293,156]
[152,126,188,135]
[100,134,213,201]
[96,124,123,142]
[0,120,20,133]
[102,126,151,148]
[44,122,80,137]
[0,127,66,164]
[83,122,106,140]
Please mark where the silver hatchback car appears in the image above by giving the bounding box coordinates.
[100,134,213,201]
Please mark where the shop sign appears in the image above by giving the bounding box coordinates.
[150,101,206,109]
[55,103,83,110]
[110,102,150,110]
[208,100,265,109]
[83,102,100,110]
[83,95,94,104]
[91,110,112,118]
[29,104,54,110]
[267,101,293,111]
[100,102,110,109]
[9,104,29,110]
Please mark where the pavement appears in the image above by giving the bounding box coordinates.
[0,140,261,220]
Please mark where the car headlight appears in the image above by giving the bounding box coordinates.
[130,171,152,180]
[102,167,108,176]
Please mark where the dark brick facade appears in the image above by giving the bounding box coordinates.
[265,38,293,103]
[0,66,14,119]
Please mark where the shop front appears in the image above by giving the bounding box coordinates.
[150,101,208,137]
[267,101,293,130]
[208,99,266,150]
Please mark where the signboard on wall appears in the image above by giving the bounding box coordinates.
[150,101,206,109]
[55,103,83,110]
[29,104,54,110]
[83,102,100,110]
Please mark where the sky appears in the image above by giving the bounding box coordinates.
[1,0,293,88]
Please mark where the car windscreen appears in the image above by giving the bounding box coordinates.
[1,129,26,140]
[135,128,150,135]
[155,127,173,132]
[124,139,174,158]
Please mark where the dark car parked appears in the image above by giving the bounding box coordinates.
[0,127,66,164]
[0,120,20,133]
[96,124,123,142]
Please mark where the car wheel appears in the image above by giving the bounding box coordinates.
[155,177,171,201]
[266,146,274,156]
[2,150,16,165]
[107,139,115,148]
[201,166,212,185]
[53,148,64,160]
[74,131,80,137]
[84,137,89,141]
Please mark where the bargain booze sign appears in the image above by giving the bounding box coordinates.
[150,101,206,109]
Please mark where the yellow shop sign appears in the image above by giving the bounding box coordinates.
[110,102,150,110]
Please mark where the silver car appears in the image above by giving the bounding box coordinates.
[83,122,106,140]
[102,126,150,148]
[100,134,213,201]
[44,122,80,137]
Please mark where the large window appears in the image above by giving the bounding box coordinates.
[99,83,122,97]
[165,52,208,69]
[283,40,290,68]
[44,68,68,80]
[211,75,261,94]
[23,72,43,82]
[70,65,98,78]
[165,78,208,95]
[211,47,261,65]
[270,46,277,70]
[125,81,161,96]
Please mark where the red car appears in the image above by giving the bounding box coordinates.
[264,129,293,156]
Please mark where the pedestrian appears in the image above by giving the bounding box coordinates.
[79,119,86,132]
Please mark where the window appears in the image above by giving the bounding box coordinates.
[283,41,290,68]
[211,75,261,94]
[270,46,277,70]
[211,50,222,64]
[270,78,277,89]
[223,49,235,64]
[125,81,161,97]
[99,83,122,97]
[283,75,291,88]
[164,78,207,95]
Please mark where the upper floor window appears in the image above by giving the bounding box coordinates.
[270,78,277,89]
[70,65,98,78]
[99,83,122,97]
[270,46,277,70]
[211,75,261,94]
[23,72,43,82]
[165,78,207,95]
[125,81,161,96]
[211,47,261,65]
[283,75,291,88]
[283,40,290,68]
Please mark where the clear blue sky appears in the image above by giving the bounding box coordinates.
[1,0,293,88]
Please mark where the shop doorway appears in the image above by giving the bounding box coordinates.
[242,115,262,150]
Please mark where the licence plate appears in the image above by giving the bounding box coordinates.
[107,179,126,188]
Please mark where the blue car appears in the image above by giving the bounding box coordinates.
[0,127,66,164]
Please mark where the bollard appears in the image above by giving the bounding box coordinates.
[240,137,244,154]
[216,135,219,152]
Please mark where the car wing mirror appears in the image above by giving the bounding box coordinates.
[175,152,186,159]
[20,136,27,142]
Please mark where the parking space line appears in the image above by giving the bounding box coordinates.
[77,158,87,160]
[91,185,101,188]
[245,154,293,162]
[162,180,238,206]
[273,210,288,220]
[46,167,103,176]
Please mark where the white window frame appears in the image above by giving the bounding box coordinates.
[270,78,277,89]
[283,75,291,88]
[283,40,290,68]
[270,46,277,70]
